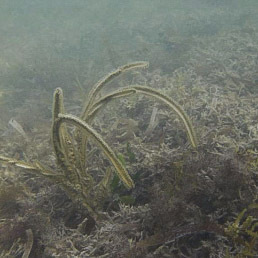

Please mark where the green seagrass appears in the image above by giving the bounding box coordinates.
[0,61,197,220]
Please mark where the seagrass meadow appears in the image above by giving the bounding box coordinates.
[0,1,258,257]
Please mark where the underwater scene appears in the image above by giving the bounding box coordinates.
[0,0,258,257]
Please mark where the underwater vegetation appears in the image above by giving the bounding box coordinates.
[0,62,197,221]
[225,203,258,257]
[0,16,258,256]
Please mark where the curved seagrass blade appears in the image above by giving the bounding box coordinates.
[87,85,197,148]
[52,88,85,177]
[81,61,149,120]
[0,155,38,170]
[54,113,135,189]
[52,88,68,172]
[78,61,148,170]
[0,156,62,180]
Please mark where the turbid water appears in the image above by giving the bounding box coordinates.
[0,1,257,257]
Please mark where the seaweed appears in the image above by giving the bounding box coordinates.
[225,204,258,257]
[0,62,197,221]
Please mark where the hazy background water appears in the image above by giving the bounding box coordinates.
[1,2,258,256]
[0,0,257,120]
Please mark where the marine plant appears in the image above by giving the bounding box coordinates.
[225,203,258,257]
[0,62,197,220]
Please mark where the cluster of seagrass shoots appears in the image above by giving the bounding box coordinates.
[0,62,197,219]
